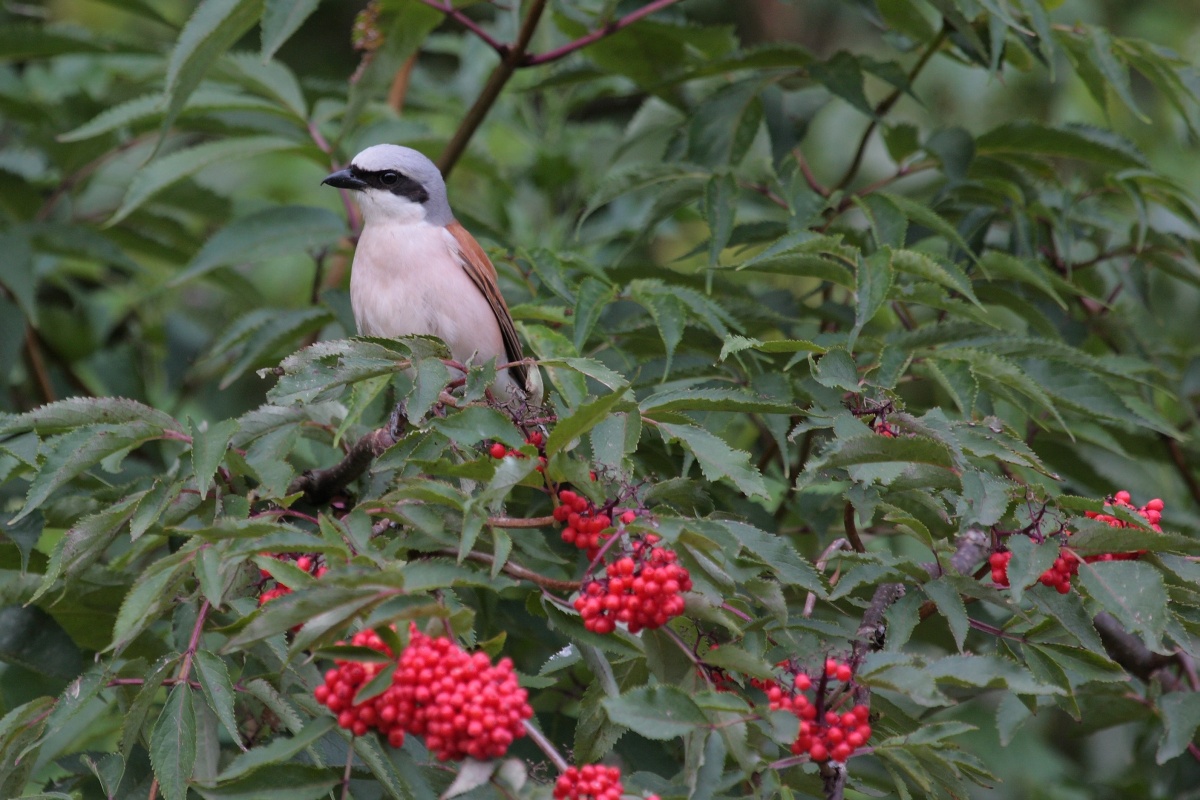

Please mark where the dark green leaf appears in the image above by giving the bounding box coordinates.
[150,684,197,800]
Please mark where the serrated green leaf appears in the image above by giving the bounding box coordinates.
[1156,692,1200,763]
[190,418,238,499]
[851,250,893,347]
[603,685,708,739]
[196,764,340,799]
[923,578,969,651]
[704,173,737,266]
[172,206,345,288]
[657,422,767,497]
[546,385,630,457]
[1076,560,1168,650]
[111,136,304,225]
[194,650,243,752]
[162,0,265,135]
[261,0,320,59]
[150,684,197,800]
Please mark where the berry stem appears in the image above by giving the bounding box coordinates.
[489,514,557,528]
[522,719,569,772]
[442,548,581,591]
[341,741,354,800]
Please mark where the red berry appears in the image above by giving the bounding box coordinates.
[489,442,508,459]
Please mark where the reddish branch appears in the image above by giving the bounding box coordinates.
[435,0,684,175]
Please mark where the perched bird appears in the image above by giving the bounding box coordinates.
[322,144,542,406]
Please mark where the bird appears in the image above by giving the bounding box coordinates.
[321,144,542,407]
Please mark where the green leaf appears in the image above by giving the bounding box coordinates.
[110,136,305,225]
[851,250,893,347]
[820,434,957,471]
[196,764,340,800]
[29,493,142,604]
[0,24,106,61]
[975,121,1147,169]
[218,717,334,782]
[190,418,238,500]
[640,388,795,415]
[877,192,981,265]
[162,0,265,135]
[546,385,631,457]
[688,79,764,166]
[1089,28,1148,121]
[172,206,345,287]
[1157,692,1200,763]
[1076,560,1168,650]
[261,0,320,59]
[657,422,767,497]
[924,654,1063,695]
[891,248,981,307]
[718,335,826,361]
[150,684,197,800]
[812,348,860,391]
[704,173,737,265]
[194,650,243,752]
[923,578,969,651]
[631,280,688,375]
[0,697,54,795]
[110,554,194,652]
[575,680,626,762]
[15,422,163,522]
[571,278,615,354]
[1004,535,1058,605]
[0,396,183,436]
[0,605,82,681]
[602,685,709,739]
[0,234,34,327]
[810,51,873,115]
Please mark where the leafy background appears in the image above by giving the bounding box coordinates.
[2,0,1200,798]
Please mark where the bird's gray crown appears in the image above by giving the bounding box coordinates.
[349,144,454,226]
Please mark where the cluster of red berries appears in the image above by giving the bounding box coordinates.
[989,549,1079,594]
[752,658,872,763]
[574,537,692,634]
[257,553,327,606]
[552,765,660,800]
[553,488,639,559]
[314,625,533,760]
[990,491,1166,594]
[488,431,548,471]
[1086,490,1163,538]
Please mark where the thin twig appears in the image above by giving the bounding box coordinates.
[23,327,55,403]
[832,28,948,192]
[489,514,556,528]
[843,502,866,553]
[523,719,569,772]
[414,0,508,56]
[526,0,685,65]
[1162,434,1200,507]
[438,0,549,176]
[441,549,581,592]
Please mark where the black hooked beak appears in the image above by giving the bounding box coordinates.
[322,168,367,191]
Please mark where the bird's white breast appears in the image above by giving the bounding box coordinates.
[349,219,508,374]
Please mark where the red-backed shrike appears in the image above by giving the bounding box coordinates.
[322,144,542,406]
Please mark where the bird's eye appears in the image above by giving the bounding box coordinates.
[380,171,399,186]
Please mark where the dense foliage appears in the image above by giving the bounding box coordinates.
[2,1,1200,798]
